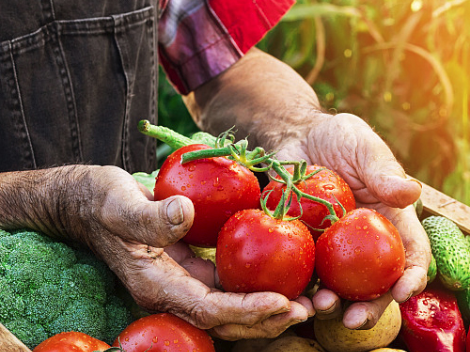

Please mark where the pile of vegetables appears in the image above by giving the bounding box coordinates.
[3,122,470,352]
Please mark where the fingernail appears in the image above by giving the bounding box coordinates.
[318,302,337,315]
[408,178,423,189]
[353,319,368,330]
[397,292,413,304]
[167,199,184,225]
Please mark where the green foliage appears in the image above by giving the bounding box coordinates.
[258,0,470,205]
[0,229,134,348]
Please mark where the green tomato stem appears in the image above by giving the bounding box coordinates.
[138,120,195,149]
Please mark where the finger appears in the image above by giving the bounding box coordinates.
[312,288,342,321]
[384,206,431,302]
[103,193,195,248]
[392,265,428,303]
[332,115,423,209]
[209,301,309,340]
[295,296,315,318]
[137,181,154,200]
[164,241,194,263]
[179,256,216,288]
[342,292,393,330]
[108,239,293,331]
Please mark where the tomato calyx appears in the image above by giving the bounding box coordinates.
[139,121,346,228]
[180,129,345,227]
[181,128,276,173]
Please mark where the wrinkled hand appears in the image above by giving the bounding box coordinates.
[0,165,314,340]
[272,112,431,329]
[181,46,431,331]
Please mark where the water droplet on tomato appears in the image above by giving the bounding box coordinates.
[181,186,186,191]
[152,337,158,343]
[245,263,251,268]
[164,340,170,346]
[323,184,335,191]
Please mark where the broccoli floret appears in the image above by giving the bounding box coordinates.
[0,228,135,348]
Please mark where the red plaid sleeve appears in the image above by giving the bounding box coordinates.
[158,0,295,94]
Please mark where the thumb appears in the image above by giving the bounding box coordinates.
[355,129,422,208]
[104,195,195,248]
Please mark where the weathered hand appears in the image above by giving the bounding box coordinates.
[273,112,431,329]
[0,165,314,340]
[183,46,430,330]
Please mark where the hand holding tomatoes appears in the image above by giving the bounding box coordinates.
[263,112,430,329]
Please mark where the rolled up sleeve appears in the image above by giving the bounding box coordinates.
[158,0,295,94]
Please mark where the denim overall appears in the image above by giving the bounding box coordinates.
[0,1,158,174]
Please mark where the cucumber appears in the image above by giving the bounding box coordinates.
[456,288,470,323]
[422,216,470,291]
[427,254,437,283]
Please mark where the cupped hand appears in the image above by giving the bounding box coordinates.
[42,165,315,340]
[272,112,431,329]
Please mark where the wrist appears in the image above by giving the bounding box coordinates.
[183,48,325,150]
[0,165,98,245]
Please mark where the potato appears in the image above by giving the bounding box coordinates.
[260,335,326,352]
[231,329,296,352]
[231,337,274,352]
[314,300,402,352]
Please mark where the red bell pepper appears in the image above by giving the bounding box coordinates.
[399,286,466,352]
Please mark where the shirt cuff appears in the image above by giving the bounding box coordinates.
[158,0,295,95]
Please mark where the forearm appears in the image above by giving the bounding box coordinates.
[183,47,324,151]
[0,165,97,245]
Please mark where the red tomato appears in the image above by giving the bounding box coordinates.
[216,209,315,300]
[263,165,355,241]
[154,144,261,247]
[112,313,215,352]
[315,208,405,301]
[33,331,110,352]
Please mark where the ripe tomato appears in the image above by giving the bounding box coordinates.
[216,209,315,300]
[263,165,355,241]
[33,331,110,352]
[112,313,215,352]
[315,208,405,301]
[154,144,261,247]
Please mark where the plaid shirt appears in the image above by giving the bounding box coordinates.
[158,0,295,94]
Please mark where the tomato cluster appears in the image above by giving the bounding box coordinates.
[154,143,406,303]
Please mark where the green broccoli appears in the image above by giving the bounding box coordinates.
[0,228,135,348]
